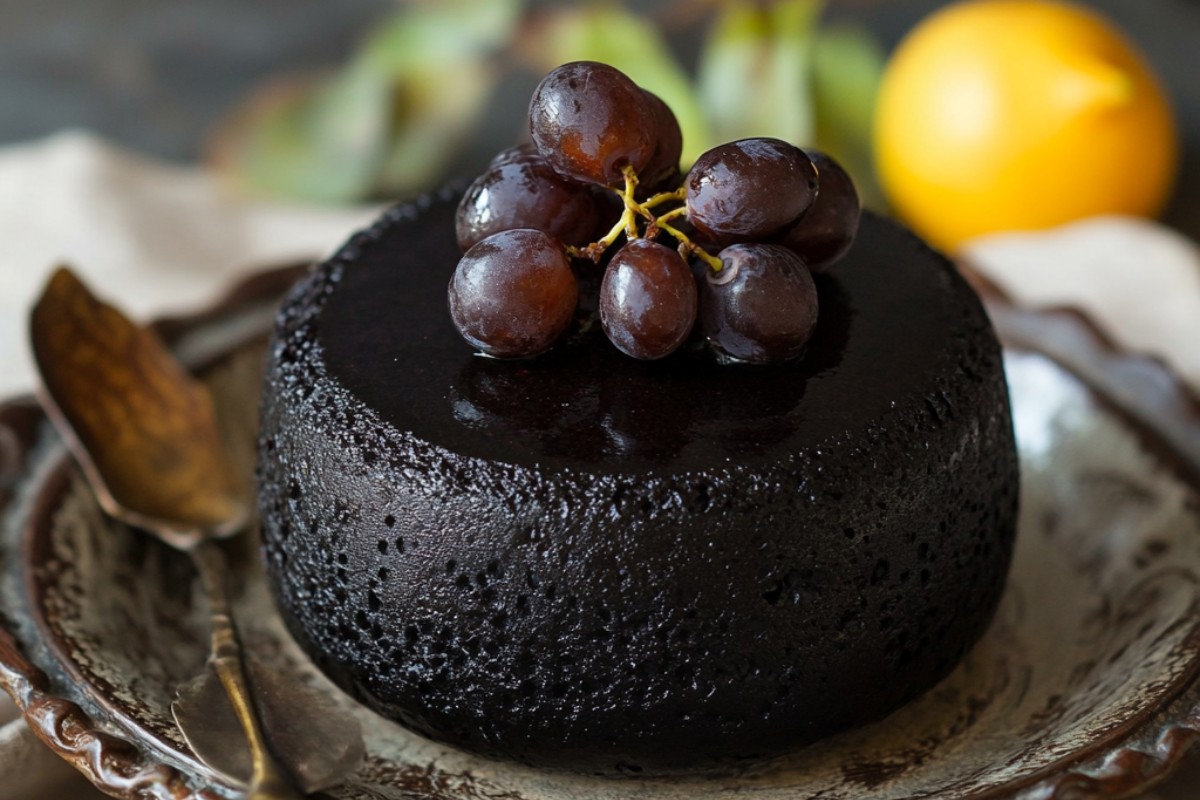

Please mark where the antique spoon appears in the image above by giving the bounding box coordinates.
[29,267,361,799]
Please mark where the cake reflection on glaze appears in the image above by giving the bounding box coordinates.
[257,190,1019,774]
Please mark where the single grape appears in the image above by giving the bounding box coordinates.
[600,240,697,360]
[448,229,578,358]
[489,143,537,168]
[777,150,861,272]
[529,61,657,187]
[456,152,600,251]
[685,138,818,246]
[700,243,818,364]
[640,90,683,193]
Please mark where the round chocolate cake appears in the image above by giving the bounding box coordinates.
[257,189,1019,774]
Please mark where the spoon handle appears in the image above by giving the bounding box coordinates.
[191,540,304,800]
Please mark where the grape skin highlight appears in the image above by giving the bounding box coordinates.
[455,152,600,252]
[700,243,819,364]
[529,61,657,187]
[600,240,697,360]
[778,150,861,272]
[449,229,578,359]
[686,138,819,246]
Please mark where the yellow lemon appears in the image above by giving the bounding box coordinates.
[874,0,1178,252]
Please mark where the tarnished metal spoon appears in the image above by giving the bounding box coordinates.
[29,267,362,799]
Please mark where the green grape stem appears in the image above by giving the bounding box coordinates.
[643,187,687,210]
[621,167,642,238]
[566,166,722,272]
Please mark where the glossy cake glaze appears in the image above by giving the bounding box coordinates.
[257,189,1019,774]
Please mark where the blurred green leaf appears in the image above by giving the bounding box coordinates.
[364,0,523,72]
[213,59,394,204]
[365,0,516,196]
[697,0,821,150]
[214,0,889,206]
[812,22,886,208]
[213,0,517,203]
[520,4,710,165]
[766,0,821,147]
[697,4,766,142]
[377,59,498,195]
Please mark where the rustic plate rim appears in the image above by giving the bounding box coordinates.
[0,263,306,800]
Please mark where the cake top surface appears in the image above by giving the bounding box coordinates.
[313,194,982,474]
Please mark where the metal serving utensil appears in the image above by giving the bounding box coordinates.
[29,267,362,799]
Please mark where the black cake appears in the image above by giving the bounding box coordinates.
[257,188,1019,774]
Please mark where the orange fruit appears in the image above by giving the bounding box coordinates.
[874,0,1178,252]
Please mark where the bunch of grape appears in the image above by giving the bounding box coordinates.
[448,61,861,364]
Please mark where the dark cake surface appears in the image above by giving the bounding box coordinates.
[257,190,1019,774]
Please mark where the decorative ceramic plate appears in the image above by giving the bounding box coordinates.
[2,266,1200,800]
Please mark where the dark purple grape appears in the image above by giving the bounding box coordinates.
[700,243,818,364]
[448,229,578,358]
[489,143,538,168]
[777,150,861,272]
[456,152,600,251]
[685,138,818,246]
[600,240,697,360]
[529,61,657,187]
[640,89,683,193]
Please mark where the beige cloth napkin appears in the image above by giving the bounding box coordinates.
[0,132,1198,797]
[964,215,1200,392]
[0,131,377,398]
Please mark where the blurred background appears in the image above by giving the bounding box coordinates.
[1,0,1196,239]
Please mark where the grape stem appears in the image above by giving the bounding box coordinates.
[569,165,723,272]
[652,206,687,227]
[568,204,638,262]
[658,218,724,272]
[642,187,686,210]
[621,167,641,239]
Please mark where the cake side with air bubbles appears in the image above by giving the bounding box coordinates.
[256,188,1019,774]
